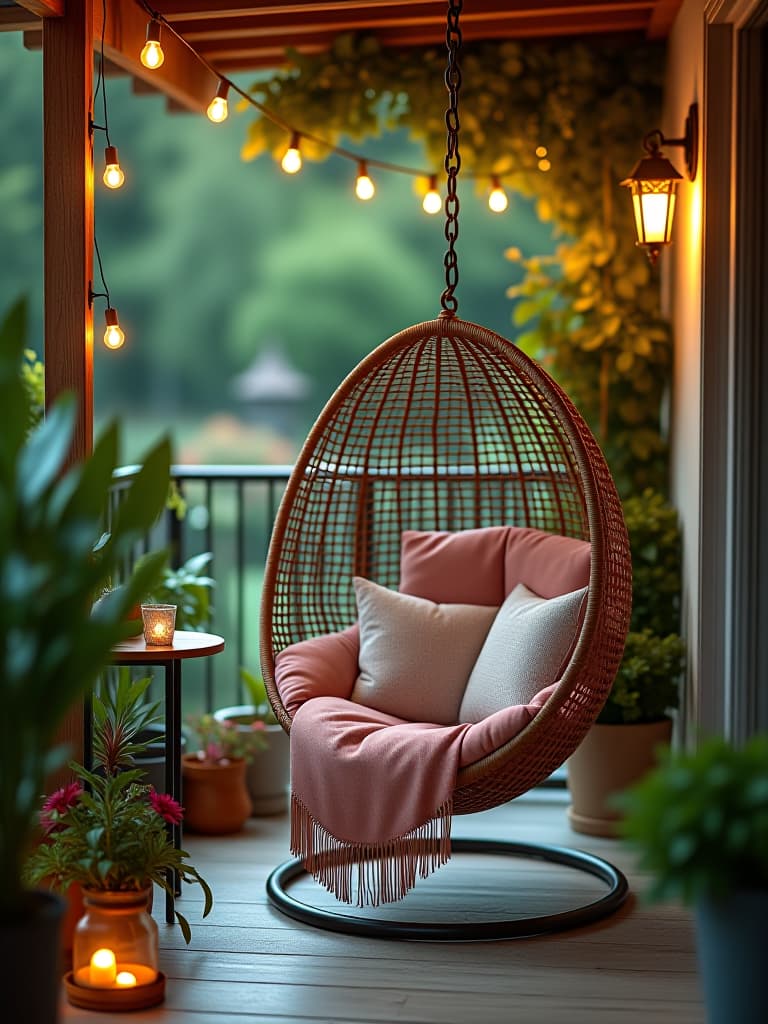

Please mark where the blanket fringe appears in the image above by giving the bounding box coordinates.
[290,791,453,907]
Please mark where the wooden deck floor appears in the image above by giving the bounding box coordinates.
[61,793,704,1023]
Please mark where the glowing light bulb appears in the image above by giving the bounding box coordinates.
[281,132,302,174]
[207,81,229,124]
[355,162,375,201]
[422,175,441,214]
[488,178,508,213]
[535,145,548,158]
[140,20,164,69]
[538,159,551,172]
[116,972,138,988]
[103,308,125,350]
[103,146,124,190]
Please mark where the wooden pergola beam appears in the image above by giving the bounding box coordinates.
[16,0,63,16]
[43,0,93,457]
[0,8,39,32]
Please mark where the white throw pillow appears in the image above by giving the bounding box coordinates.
[458,582,587,724]
[350,577,497,725]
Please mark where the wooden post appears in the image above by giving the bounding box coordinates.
[42,0,94,771]
[43,0,94,460]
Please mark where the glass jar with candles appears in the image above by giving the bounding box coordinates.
[66,888,165,1011]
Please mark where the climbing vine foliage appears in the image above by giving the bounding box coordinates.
[244,34,672,495]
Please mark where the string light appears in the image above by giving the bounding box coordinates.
[355,162,375,201]
[103,307,125,350]
[281,132,303,174]
[488,176,509,213]
[422,175,442,214]
[206,80,230,123]
[140,19,164,69]
[103,146,125,189]
[130,2,524,217]
[535,145,548,158]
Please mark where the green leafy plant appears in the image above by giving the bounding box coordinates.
[147,551,215,631]
[619,735,768,903]
[624,489,682,635]
[598,491,684,724]
[187,713,268,765]
[598,631,685,724]
[240,667,278,725]
[25,675,213,942]
[0,324,171,916]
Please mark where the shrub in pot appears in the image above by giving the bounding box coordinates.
[619,736,768,1024]
[213,668,291,816]
[182,714,268,834]
[0,302,171,1023]
[568,490,685,836]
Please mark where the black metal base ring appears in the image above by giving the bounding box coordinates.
[265,838,629,941]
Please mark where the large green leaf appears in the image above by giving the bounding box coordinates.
[18,395,77,506]
[111,438,171,542]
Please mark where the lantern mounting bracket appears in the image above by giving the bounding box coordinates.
[642,102,698,181]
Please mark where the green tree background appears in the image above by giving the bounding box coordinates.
[0,32,552,463]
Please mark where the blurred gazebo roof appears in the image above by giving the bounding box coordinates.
[231,346,310,404]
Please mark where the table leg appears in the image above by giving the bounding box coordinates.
[172,660,183,894]
[163,661,177,924]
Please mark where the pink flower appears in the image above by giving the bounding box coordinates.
[250,720,266,732]
[149,788,184,825]
[204,741,224,763]
[40,782,83,835]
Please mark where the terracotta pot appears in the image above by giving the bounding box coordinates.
[182,754,252,834]
[567,718,673,837]
[213,706,290,815]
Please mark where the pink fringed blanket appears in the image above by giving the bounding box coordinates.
[275,627,553,907]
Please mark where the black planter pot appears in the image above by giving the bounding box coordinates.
[696,889,768,1023]
[1,889,65,1024]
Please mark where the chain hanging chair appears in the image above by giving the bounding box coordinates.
[261,0,632,940]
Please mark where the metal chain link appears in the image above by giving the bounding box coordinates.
[440,0,463,315]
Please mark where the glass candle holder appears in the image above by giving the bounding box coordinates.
[141,604,176,646]
[66,888,165,1011]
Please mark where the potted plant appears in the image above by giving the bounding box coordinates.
[141,551,215,632]
[568,490,685,835]
[0,305,171,1022]
[182,714,267,834]
[620,735,768,1023]
[25,674,213,1010]
[213,668,291,815]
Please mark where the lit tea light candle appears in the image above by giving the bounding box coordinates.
[115,971,138,988]
[89,948,117,987]
[141,604,177,646]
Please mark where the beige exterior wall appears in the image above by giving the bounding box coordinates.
[663,0,705,738]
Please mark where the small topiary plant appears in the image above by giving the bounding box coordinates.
[619,735,768,903]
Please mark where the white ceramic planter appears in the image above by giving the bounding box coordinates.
[213,705,290,815]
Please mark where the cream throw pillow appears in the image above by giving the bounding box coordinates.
[350,577,497,725]
[458,582,587,724]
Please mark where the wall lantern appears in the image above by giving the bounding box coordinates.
[621,102,698,264]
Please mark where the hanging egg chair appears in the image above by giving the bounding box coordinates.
[260,1,632,940]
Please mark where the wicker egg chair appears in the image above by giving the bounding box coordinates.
[260,313,634,940]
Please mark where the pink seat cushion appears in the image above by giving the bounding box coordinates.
[503,527,590,598]
[275,628,554,766]
[399,527,509,605]
[274,625,360,719]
